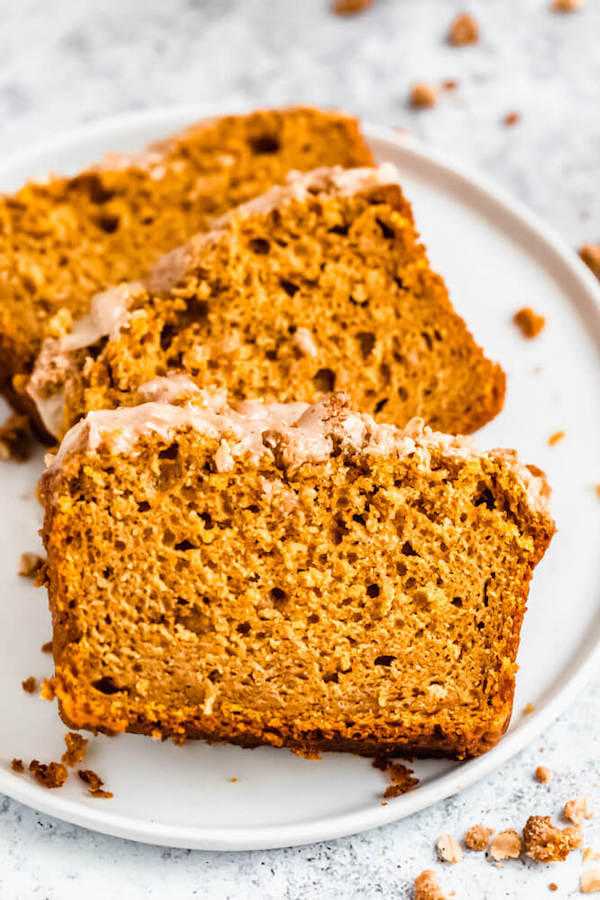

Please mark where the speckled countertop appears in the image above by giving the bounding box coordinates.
[1,1,599,898]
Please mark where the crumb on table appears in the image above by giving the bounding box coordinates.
[414,869,447,900]
[489,829,522,860]
[579,243,600,278]
[437,834,463,863]
[448,13,479,45]
[331,0,373,14]
[465,824,494,851]
[548,431,566,446]
[581,869,600,893]
[21,677,37,694]
[564,795,593,824]
[503,112,521,127]
[535,765,552,783]
[523,815,582,862]
[410,84,437,109]
[524,702,535,714]
[552,0,587,11]
[513,307,545,338]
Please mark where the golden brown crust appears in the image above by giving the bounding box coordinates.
[0,106,373,418]
[41,401,553,759]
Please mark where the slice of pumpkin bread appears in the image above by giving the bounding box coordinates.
[28,165,505,440]
[40,385,553,759]
[0,106,373,413]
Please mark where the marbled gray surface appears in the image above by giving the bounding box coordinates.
[1,0,599,897]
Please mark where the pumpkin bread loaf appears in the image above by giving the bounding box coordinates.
[0,106,373,414]
[28,165,505,440]
[40,384,554,759]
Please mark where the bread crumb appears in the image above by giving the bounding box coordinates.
[230,777,237,783]
[374,757,419,798]
[40,678,55,701]
[489,829,522,860]
[504,112,521,127]
[414,869,447,900]
[437,834,463,863]
[410,84,437,109]
[78,768,112,798]
[585,849,600,862]
[18,552,44,579]
[564,794,593,824]
[465,824,494,851]
[514,307,546,338]
[448,13,479,45]
[548,884,558,892]
[535,765,552,783]
[21,677,37,694]
[523,815,582,862]
[548,431,566,446]
[0,413,32,462]
[62,732,88,767]
[524,702,535,714]
[442,79,458,90]
[581,870,600,893]
[553,0,586,11]
[41,641,53,654]
[331,0,373,14]
[29,759,68,789]
[580,243,600,278]
[11,758,24,773]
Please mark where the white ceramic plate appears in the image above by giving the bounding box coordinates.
[1,107,599,851]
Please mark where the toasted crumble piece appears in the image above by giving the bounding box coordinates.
[552,0,586,11]
[514,307,546,339]
[579,243,600,279]
[331,0,373,14]
[410,84,437,108]
[40,678,55,701]
[523,815,583,862]
[465,824,494,851]
[11,758,24,773]
[489,829,522,860]
[535,765,552,783]
[41,641,53,654]
[18,552,44,579]
[548,431,566,446]
[414,869,447,900]
[0,413,32,462]
[79,768,112,797]
[442,79,459,90]
[448,13,479,46]
[29,759,68,789]
[564,794,593,824]
[524,703,535,714]
[548,882,558,891]
[581,869,600,893]
[21,676,36,694]
[62,732,88,766]
[437,834,463,863]
[503,112,521,127]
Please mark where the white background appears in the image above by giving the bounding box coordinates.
[0,1,599,897]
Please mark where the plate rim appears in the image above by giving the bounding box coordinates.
[1,105,599,851]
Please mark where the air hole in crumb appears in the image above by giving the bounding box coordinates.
[397,386,408,402]
[353,514,366,526]
[451,597,463,608]
[404,576,417,590]
[248,134,280,154]
[95,213,119,234]
[374,655,397,666]
[394,276,406,291]
[208,669,222,683]
[396,561,407,577]
[199,512,214,529]
[421,331,433,351]
[323,671,339,683]
[270,587,287,605]
[349,295,368,308]
[236,622,251,635]
[328,223,349,236]
[138,500,151,512]
[159,443,179,460]
[473,487,496,510]
[374,397,388,414]
[401,541,418,557]
[356,331,376,358]
[313,368,336,392]
[75,173,114,204]
[376,218,395,239]
[249,237,270,254]
[92,677,122,695]
[174,539,195,551]
[280,279,299,297]
[102,566,113,579]
[366,584,380,598]
[159,324,175,352]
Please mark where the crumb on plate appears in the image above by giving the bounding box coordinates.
[11,758,24,773]
[62,732,88,767]
[503,112,521,127]
[514,307,545,338]
[29,759,68,789]
[21,677,37,694]
[548,431,565,446]
[18,552,44,579]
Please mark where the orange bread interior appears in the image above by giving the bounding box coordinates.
[40,391,554,759]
